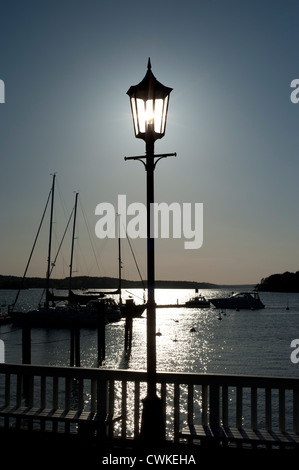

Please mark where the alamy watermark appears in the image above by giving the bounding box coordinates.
[95,195,203,249]
[290,79,299,103]
[290,339,299,363]
[0,340,4,363]
[0,79,5,103]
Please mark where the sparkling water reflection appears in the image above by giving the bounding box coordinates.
[1,288,299,378]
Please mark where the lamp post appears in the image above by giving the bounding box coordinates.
[126,59,175,444]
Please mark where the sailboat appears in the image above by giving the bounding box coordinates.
[116,216,146,318]
[11,176,121,328]
[44,190,110,307]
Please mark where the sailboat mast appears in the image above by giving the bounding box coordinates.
[69,192,79,294]
[45,173,56,308]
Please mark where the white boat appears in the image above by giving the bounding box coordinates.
[210,291,265,310]
[185,295,210,308]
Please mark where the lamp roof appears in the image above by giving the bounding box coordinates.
[127,58,173,101]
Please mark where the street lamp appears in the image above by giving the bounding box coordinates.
[126,59,175,444]
[127,58,172,144]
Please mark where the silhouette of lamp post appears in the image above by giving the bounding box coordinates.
[125,59,175,443]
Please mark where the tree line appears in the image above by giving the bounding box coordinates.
[256,271,299,292]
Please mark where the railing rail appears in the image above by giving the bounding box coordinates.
[0,363,299,442]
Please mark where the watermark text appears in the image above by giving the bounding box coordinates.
[102,453,196,466]
[0,79,5,103]
[0,340,4,363]
[290,79,299,103]
[290,339,299,363]
[95,195,203,250]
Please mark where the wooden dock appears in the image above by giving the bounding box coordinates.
[155,303,210,308]
[155,303,186,308]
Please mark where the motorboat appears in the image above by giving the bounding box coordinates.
[209,291,265,310]
[185,295,210,308]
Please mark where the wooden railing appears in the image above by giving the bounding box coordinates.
[0,363,299,443]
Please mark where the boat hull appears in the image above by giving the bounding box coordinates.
[210,293,265,310]
[185,300,210,308]
[185,295,210,308]
[11,303,121,328]
[120,304,146,317]
[11,308,98,328]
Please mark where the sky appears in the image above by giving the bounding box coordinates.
[0,0,298,286]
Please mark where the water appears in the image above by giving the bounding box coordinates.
[1,287,299,379]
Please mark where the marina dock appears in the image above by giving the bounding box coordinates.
[155,303,207,308]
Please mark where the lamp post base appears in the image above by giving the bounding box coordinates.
[139,394,165,446]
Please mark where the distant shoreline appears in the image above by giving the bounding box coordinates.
[0,274,255,290]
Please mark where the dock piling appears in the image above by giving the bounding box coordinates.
[70,316,80,367]
[22,324,31,365]
[97,305,106,366]
[124,312,133,352]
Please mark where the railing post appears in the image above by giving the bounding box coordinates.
[236,386,243,428]
[121,380,127,440]
[40,375,46,408]
[78,378,84,411]
[16,373,22,407]
[91,379,97,413]
[202,384,208,426]
[251,387,257,429]
[293,389,299,433]
[160,382,167,438]
[134,381,140,439]
[222,385,228,427]
[188,384,194,426]
[279,388,285,431]
[108,379,115,439]
[265,388,272,430]
[96,373,108,440]
[53,376,59,432]
[97,375,107,416]
[65,376,71,433]
[174,383,180,443]
[4,373,10,428]
[40,374,46,432]
[209,385,220,427]
[65,377,71,410]
[5,373,10,406]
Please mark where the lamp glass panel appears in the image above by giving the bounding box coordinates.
[161,96,168,134]
[145,99,154,126]
[154,99,163,133]
[130,95,169,137]
[131,98,139,135]
[136,98,146,133]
